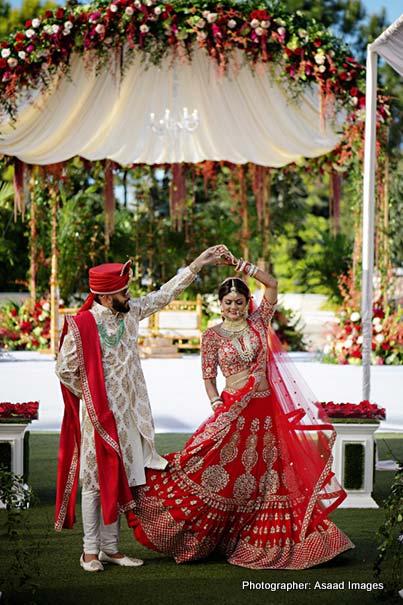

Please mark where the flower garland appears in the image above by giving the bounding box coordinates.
[0,401,39,421]
[0,0,389,124]
[320,400,386,420]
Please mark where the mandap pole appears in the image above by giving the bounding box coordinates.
[361,46,378,401]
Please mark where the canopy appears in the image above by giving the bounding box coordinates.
[361,13,403,399]
[0,49,342,167]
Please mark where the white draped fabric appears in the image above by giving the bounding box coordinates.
[370,14,403,77]
[0,48,343,166]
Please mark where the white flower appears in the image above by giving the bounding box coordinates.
[52,24,60,34]
[196,18,206,29]
[25,29,35,38]
[261,20,269,28]
[32,18,41,28]
[197,31,207,41]
[314,53,325,65]
[227,19,236,29]
[372,316,381,325]
[134,0,141,6]
[350,311,360,322]
[125,6,134,16]
[7,57,18,68]
[207,12,217,23]
[323,344,330,354]
[375,333,385,344]
[272,321,279,331]
[42,302,50,311]
[202,10,210,18]
[277,26,286,36]
[1,48,10,58]
[154,6,162,15]
[145,0,152,5]
[351,97,358,106]
[18,51,26,59]
[95,24,105,34]
[344,339,353,349]
[44,25,53,34]
[357,335,363,344]
[335,342,344,353]
[64,21,73,30]
[110,3,118,12]
[329,49,335,58]
[250,18,260,28]
[318,65,326,73]
[255,27,264,36]
[375,323,383,333]
[140,24,149,33]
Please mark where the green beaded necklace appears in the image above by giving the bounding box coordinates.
[97,319,125,348]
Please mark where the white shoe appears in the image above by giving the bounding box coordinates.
[99,551,144,567]
[80,554,104,572]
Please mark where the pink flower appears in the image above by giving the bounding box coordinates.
[227,19,236,29]
[125,6,134,16]
[140,24,149,33]
[95,24,106,34]
[7,57,18,68]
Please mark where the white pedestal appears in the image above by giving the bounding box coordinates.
[331,422,379,508]
[0,423,29,475]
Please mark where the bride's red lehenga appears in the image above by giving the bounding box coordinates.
[127,297,354,569]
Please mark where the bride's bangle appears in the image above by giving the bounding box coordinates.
[210,396,223,408]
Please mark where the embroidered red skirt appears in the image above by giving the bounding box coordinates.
[127,387,353,569]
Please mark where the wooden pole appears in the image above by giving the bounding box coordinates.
[29,175,37,307]
[49,186,59,356]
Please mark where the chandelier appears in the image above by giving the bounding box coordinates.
[150,107,199,138]
[150,65,199,140]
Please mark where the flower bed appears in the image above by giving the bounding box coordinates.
[0,401,39,423]
[0,299,50,351]
[322,272,403,365]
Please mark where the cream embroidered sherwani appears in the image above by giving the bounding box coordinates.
[56,267,196,490]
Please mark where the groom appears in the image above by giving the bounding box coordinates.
[55,245,228,571]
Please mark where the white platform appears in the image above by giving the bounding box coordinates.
[0,351,402,435]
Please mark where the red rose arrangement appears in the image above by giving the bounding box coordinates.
[320,400,386,420]
[0,401,39,420]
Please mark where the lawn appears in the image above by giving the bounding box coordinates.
[0,433,401,605]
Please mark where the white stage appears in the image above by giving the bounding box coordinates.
[0,351,401,434]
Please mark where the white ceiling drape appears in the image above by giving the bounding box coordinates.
[370,14,403,76]
[0,48,344,166]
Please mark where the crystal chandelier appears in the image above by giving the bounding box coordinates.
[150,107,199,138]
[150,65,199,140]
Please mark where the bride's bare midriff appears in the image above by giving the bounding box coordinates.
[225,368,269,393]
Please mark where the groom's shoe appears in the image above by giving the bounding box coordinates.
[80,554,104,572]
[99,551,144,567]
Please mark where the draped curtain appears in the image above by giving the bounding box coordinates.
[0,48,344,167]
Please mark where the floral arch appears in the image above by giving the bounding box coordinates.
[0,0,388,353]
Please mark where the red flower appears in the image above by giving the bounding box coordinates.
[0,59,6,69]
[350,86,358,96]
[313,38,322,47]
[45,10,53,19]
[56,8,65,19]
[25,20,32,27]
[15,33,25,42]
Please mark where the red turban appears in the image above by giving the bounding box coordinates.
[89,260,132,295]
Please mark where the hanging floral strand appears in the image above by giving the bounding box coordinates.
[169,163,187,231]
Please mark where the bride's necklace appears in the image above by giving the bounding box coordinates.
[220,317,248,336]
[220,318,255,363]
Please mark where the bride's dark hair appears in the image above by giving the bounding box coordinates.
[218,277,250,301]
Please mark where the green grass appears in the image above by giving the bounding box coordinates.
[0,433,402,605]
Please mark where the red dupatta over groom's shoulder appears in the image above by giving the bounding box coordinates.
[55,311,135,531]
